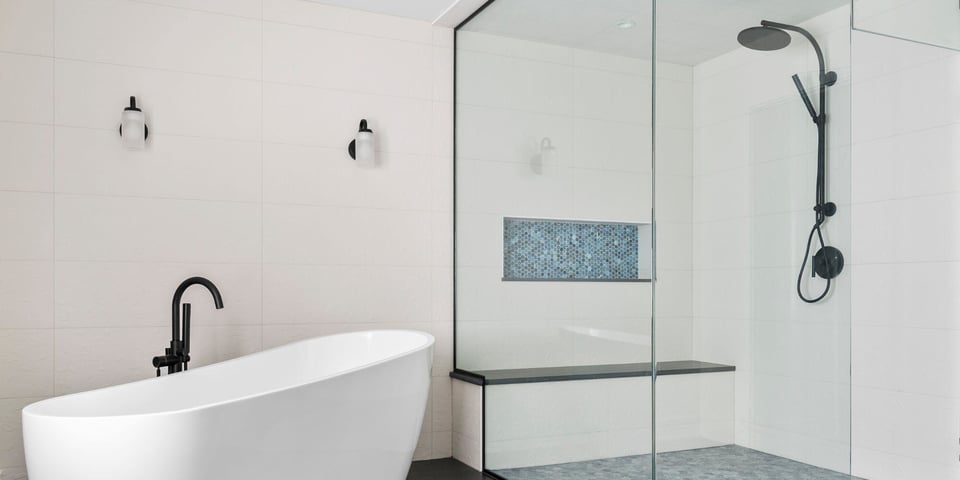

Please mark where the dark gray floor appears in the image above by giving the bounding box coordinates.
[407,458,490,480]
[495,446,856,480]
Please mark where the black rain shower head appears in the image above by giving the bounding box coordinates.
[737,26,791,51]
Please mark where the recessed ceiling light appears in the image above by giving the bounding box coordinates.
[617,20,636,29]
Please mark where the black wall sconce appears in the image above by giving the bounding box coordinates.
[347,119,375,164]
[119,96,148,150]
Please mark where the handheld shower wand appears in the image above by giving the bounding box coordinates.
[738,20,844,303]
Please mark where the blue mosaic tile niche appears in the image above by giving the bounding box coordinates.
[503,217,650,281]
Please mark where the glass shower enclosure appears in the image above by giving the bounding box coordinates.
[453,1,852,478]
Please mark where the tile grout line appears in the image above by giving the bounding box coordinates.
[51,0,58,401]
[49,55,437,103]
[260,0,265,353]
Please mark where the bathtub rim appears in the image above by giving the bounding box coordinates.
[22,329,435,419]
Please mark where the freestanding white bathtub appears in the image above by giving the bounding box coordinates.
[22,330,434,480]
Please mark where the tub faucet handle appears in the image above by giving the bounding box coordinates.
[152,354,181,369]
[182,303,191,371]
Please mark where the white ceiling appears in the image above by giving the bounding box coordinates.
[303,0,848,64]
[461,0,849,65]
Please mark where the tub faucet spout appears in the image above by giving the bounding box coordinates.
[152,277,224,376]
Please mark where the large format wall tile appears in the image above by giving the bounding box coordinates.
[55,195,261,263]
[262,264,432,325]
[55,127,261,202]
[0,53,52,124]
[458,50,574,116]
[55,262,262,329]
[263,203,430,266]
[456,103,574,165]
[130,0,262,19]
[0,0,53,56]
[0,123,53,193]
[263,0,432,44]
[263,22,432,99]
[0,192,53,261]
[0,330,54,399]
[0,261,53,329]
[56,0,261,79]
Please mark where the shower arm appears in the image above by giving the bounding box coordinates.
[761,20,836,214]
[761,21,836,124]
[760,21,832,87]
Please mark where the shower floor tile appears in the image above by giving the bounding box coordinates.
[494,445,856,480]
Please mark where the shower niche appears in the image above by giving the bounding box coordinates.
[452,1,851,478]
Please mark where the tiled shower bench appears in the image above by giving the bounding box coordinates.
[449,361,736,475]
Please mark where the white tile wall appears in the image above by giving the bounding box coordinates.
[55,0,262,79]
[0,53,53,125]
[451,379,483,471]
[0,124,53,192]
[850,30,960,480]
[0,0,455,471]
[0,0,53,56]
[690,7,853,474]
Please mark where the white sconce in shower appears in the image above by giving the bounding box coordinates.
[531,137,558,174]
[540,137,558,163]
[348,119,375,166]
[119,96,148,150]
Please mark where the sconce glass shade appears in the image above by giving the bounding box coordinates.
[355,131,375,165]
[531,137,558,175]
[120,96,146,151]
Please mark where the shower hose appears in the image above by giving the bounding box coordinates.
[797,118,831,304]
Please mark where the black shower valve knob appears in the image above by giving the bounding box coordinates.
[813,246,844,280]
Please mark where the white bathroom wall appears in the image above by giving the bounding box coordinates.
[455,30,694,371]
[0,0,454,474]
[850,30,960,480]
[689,7,852,473]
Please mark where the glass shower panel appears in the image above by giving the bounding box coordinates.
[455,0,656,373]
[454,0,655,476]
[854,0,960,51]
[654,0,852,478]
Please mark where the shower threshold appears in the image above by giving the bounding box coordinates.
[492,445,859,480]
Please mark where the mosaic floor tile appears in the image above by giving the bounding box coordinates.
[495,445,857,480]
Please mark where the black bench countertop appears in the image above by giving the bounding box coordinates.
[450,360,735,386]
